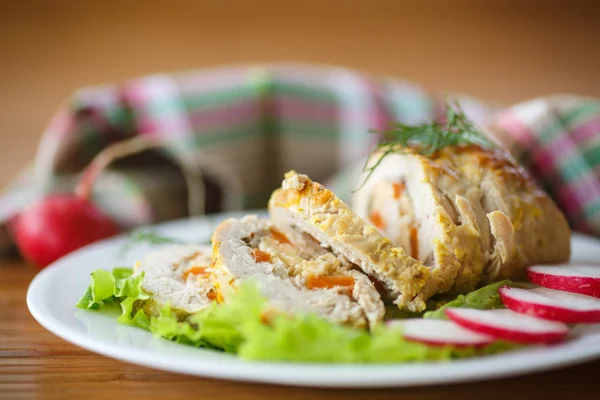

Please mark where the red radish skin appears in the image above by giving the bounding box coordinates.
[528,265,600,298]
[500,286,600,324]
[13,194,119,268]
[389,319,495,348]
[446,308,569,345]
[11,136,166,269]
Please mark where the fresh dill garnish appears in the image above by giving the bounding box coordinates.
[120,218,217,255]
[354,103,494,191]
[120,230,188,254]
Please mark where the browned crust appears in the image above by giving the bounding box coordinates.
[366,144,571,295]
[269,171,431,311]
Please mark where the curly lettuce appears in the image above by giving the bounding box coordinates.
[76,267,151,326]
[77,268,517,363]
[423,280,511,320]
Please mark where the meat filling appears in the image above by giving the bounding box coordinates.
[242,228,355,296]
[368,179,422,262]
[213,216,386,328]
[133,245,216,317]
[353,145,571,303]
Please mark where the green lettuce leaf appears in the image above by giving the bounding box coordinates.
[147,302,244,353]
[237,312,439,362]
[76,269,519,363]
[142,283,511,362]
[423,280,511,320]
[76,267,150,326]
[145,283,263,353]
[139,283,442,362]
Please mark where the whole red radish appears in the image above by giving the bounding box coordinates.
[13,194,119,267]
[12,136,159,268]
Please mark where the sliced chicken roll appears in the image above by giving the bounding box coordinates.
[133,244,216,318]
[269,171,431,312]
[211,215,384,328]
[353,144,571,299]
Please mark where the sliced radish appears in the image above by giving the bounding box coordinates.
[500,286,600,323]
[446,308,569,344]
[528,264,600,298]
[388,319,495,347]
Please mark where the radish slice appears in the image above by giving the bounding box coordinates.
[445,308,569,344]
[500,286,600,323]
[389,319,495,347]
[528,264,600,298]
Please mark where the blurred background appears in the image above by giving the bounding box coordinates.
[1,0,599,192]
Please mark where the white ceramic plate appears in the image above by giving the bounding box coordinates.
[27,211,600,388]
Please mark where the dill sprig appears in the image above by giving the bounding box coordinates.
[354,103,494,191]
[120,230,187,255]
[120,219,217,255]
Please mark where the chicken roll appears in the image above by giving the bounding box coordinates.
[269,171,431,312]
[133,244,216,318]
[353,144,571,300]
[211,215,384,328]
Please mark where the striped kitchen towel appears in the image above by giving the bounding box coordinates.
[486,96,600,235]
[0,64,598,255]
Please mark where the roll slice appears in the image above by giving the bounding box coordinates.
[268,171,430,312]
[211,215,385,328]
[133,244,216,318]
[353,145,571,298]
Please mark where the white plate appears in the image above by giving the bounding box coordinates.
[27,211,600,388]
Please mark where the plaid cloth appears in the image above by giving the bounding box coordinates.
[1,64,599,256]
[486,96,600,235]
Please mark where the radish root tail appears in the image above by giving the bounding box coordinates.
[75,135,206,218]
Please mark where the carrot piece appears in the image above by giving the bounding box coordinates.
[251,248,272,262]
[392,182,405,199]
[269,228,291,245]
[369,210,386,230]
[206,290,217,301]
[182,266,210,280]
[306,275,355,290]
[182,251,202,262]
[410,225,419,260]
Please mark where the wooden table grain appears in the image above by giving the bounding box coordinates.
[1,263,599,399]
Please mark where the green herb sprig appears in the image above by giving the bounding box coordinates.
[355,103,494,191]
[120,218,218,255]
[120,230,188,255]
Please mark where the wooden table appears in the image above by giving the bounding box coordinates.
[2,263,600,399]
